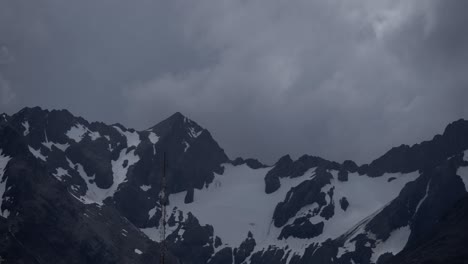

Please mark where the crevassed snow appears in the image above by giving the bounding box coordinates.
[66,124,88,143]
[67,148,139,205]
[456,165,468,192]
[371,226,411,263]
[414,179,431,216]
[22,121,30,136]
[28,146,46,161]
[0,150,12,218]
[134,249,143,255]
[113,126,140,148]
[140,185,151,192]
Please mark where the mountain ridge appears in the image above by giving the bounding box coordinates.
[0,106,468,264]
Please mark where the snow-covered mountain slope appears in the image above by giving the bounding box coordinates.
[162,165,418,254]
[1,106,468,264]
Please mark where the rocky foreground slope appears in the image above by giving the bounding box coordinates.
[1,107,468,263]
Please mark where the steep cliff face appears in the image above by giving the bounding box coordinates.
[1,107,468,264]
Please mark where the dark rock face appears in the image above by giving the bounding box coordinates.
[299,241,338,264]
[342,160,358,173]
[361,119,468,177]
[208,247,233,264]
[265,154,351,194]
[273,167,333,227]
[320,187,335,220]
[366,159,465,243]
[376,253,394,264]
[0,153,174,264]
[185,188,195,204]
[265,155,294,194]
[168,213,215,264]
[339,197,349,211]
[338,169,348,182]
[279,218,324,239]
[388,195,468,264]
[149,112,229,193]
[66,139,114,189]
[234,232,256,264]
[250,247,287,264]
[231,157,267,169]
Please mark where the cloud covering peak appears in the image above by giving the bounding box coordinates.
[1,0,467,163]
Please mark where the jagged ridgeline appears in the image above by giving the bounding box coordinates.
[1,107,468,264]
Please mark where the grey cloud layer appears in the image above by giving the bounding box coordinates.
[1,0,467,163]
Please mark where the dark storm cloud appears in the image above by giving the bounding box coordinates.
[1,0,467,164]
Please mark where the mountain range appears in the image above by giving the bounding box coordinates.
[1,107,468,264]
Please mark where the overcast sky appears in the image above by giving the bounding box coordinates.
[1,0,467,164]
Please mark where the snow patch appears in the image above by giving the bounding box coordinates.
[183,141,190,152]
[43,142,70,151]
[113,126,140,148]
[53,167,70,181]
[148,132,159,144]
[148,132,159,155]
[67,148,139,205]
[456,165,468,192]
[28,146,46,161]
[371,226,411,263]
[141,228,159,242]
[22,121,30,136]
[337,239,356,258]
[66,124,88,143]
[148,205,158,219]
[188,127,203,138]
[110,148,140,193]
[140,185,151,192]
[88,131,101,141]
[43,129,70,151]
[134,249,143,255]
[414,179,431,216]
[141,224,179,243]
